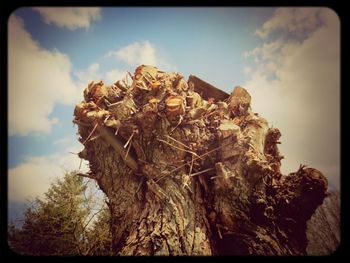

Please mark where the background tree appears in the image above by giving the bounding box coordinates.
[84,207,113,255]
[8,171,112,256]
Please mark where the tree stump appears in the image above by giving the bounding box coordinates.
[73,65,328,255]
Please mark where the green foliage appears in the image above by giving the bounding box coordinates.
[85,207,113,256]
[8,171,112,256]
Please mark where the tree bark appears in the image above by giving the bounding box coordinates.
[74,66,328,255]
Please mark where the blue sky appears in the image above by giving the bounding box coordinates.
[9,7,273,168]
[8,7,340,222]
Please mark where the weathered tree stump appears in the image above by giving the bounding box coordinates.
[73,65,328,255]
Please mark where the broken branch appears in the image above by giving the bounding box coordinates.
[96,125,138,172]
[82,123,98,145]
[190,167,215,177]
[157,138,201,159]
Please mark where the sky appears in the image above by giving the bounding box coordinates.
[8,7,340,223]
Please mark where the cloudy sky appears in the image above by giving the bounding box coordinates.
[8,7,340,222]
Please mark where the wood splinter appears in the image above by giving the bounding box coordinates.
[190,167,215,177]
[96,125,138,172]
[82,123,98,145]
[124,131,135,149]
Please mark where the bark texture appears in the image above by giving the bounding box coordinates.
[306,192,340,255]
[74,65,328,255]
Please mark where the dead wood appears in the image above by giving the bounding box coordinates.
[73,65,328,255]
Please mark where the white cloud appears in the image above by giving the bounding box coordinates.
[8,142,89,202]
[75,63,101,84]
[106,41,175,71]
[77,41,176,89]
[243,66,252,76]
[105,69,128,85]
[245,40,284,61]
[244,8,340,189]
[107,41,156,66]
[75,63,128,86]
[33,7,101,30]
[8,14,83,136]
[8,17,164,138]
[255,8,322,39]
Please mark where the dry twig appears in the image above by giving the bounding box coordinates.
[83,123,98,145]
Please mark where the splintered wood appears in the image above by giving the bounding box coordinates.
[73,65,329,256]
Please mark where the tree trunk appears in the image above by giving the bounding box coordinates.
[74,65,328,255]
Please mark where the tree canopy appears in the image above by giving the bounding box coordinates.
[8,171,112,256]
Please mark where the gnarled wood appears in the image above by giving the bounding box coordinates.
[73,66,328,255]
